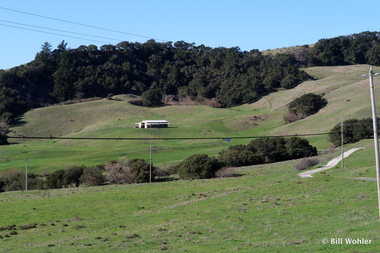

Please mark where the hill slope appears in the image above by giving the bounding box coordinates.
[1,139,379,252]
[1,65,380,172]
[1,65,380,252]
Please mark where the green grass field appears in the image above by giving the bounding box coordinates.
[1,140,379,252]
[1,65,380,252]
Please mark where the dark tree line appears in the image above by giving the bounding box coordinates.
[294,31,380,66]
[174,136,318,179]
[218,136,317,167]
[0,159,154,192]
[329,118,377,146]
[0,40,309,123]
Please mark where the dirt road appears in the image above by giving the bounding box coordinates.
[298,147,365,178]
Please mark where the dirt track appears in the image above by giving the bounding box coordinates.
[298,147,365,178]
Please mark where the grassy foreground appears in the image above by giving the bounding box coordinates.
[1,140,380,252]
[1,65,380,252]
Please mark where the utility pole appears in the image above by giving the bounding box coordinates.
[341,118,344,170]
[368,66,380,219]
[24,158,29,191]
[149,146,152,183]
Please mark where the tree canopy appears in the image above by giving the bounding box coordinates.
[0,40,310,122]
[299,31,380,66]
[284,93,327,123]
[219,136,317,167]
[329,118,377,146]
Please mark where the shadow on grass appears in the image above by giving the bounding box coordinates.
[232,173,245,177]
[154,177,180,182]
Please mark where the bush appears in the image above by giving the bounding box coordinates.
[247,136,317,163]
[218,149,263,167]
[64,166,85,187]
[178,154,223,179]
[105,160,135,184]
[285,93,327,123]
[0,133,9,145]
[0,169,25,191]
[296,158,320,171]
[0,169,44,192]
[0,113,11,145]
[153,167,170,178]
[329,118,376,146]
[285,137,318,159]
[217,136,318,168]
[45,170,66,189]
[283,111,302,123]
[164,164,179,175]
[215,167,235,178]
[80,166,105,186]
[141,89,163,107]
[105,158,154,184]
[130,159,152,183]
[0,178,4,192]
[247,137,289,163]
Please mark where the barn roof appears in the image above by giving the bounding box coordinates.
[141,120,170,123]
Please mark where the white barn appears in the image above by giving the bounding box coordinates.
[134,120,170,129]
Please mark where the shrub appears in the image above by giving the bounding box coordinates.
[247,137,289,163]
[0,169,44,191]
[164,164,179,175]
[285,137,318,159]
[45,169,66,189]
[283,111,302,123]
[80,166,105,186]
[217,137,318,168]
[203,98,222,108]
[105,159,154,184]
[215,167,236,178]
[218,149,263,167]
[0,133,9,145]
[0,114,11,146]
[130,159,152,183]
[247,136,317,163]
[285,93,327,123]
[296,158,320,171]
[0,169,25,191]
[0,178,4,192]
[106,93,114,100]
[105,160,135,184]
[178,154,223,179]
[329,118,376,146]
[63,166,85,187]
[153,167,170,178]
[141,89,163,107]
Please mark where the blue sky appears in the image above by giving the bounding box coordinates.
[1,0,380,70]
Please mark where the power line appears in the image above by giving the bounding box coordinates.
[0,23,110,44]
[0,6,168,42]
[6,128,375,142]
[0,19,123,43]
[7,131,333,141]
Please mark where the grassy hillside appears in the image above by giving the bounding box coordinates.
[1,139,379,252]
[261,44,314,55]
[1,65,380,173]
[1,65,380,252]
